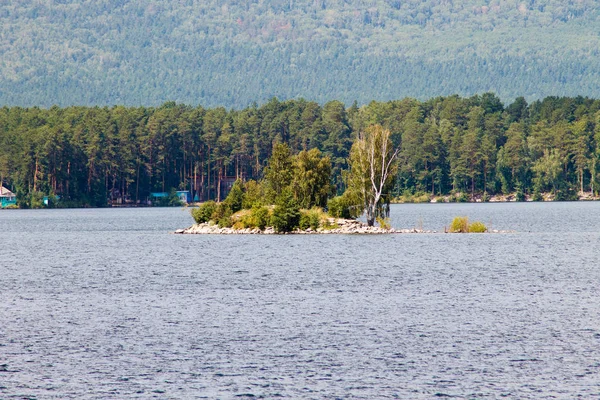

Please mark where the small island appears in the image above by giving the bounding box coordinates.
[176,127,501,235]
[176,126,407,235]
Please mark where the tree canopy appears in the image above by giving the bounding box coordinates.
[2,1,600,107]
[1,94,600,207]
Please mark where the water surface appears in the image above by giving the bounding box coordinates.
[1,203,600,398]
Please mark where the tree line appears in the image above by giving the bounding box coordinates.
[1,94,599,208]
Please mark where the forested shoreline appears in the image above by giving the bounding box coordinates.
[1,94,599,208]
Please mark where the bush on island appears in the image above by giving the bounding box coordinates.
[299,207,324,230]
[211,202,232,222]
[376,216,391,230]
[449,216,487,233]
[327,193,360,219]
[252,206,270,230]
[468,221,487,233]
[449,216,469,233]
[218,216,233,228]
[192,200,217,224]
[239,205,270,230]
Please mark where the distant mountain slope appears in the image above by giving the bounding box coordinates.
[1,0,600,107]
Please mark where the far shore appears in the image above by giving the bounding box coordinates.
[391,191,600,204]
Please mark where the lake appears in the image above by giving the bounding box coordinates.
[1,203,600,398]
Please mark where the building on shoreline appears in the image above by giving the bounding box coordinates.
[0,186,17,208]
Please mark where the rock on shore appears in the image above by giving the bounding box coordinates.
[174,217,436,235]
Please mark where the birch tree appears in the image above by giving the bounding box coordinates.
[346,124,399,226]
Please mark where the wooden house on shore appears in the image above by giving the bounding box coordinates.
[0,186,17,208]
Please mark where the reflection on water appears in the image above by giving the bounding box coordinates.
[1,203,600,398]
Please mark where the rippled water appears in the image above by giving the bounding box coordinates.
[1,203,600,398]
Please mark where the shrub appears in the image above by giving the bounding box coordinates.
[468,221,487,233]
[328,193,362,219]
[327,195,349,218]
[211,202,232,222]
[298,213,311,230]
[252,206,270,230]
[449,216,488,233]
[449,216,469,233]
[376,216,391,229]
[455,192,469,203]
[191,201,217,223]
[239,205,270,230]
[232,221,245,230]
[218,216,233,228]
[299,207,323,230]
[481,192,490,202]
[532,190,543,202]
[321,219,340,230]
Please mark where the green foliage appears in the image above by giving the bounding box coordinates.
[299,207,324,230]
[211,202,232,223]
[238,205,271,230]
[395,192,431,203]
[19,191,45,209]
[191,201,217,224]
[468,221,488,233]
[376,217,391,230]
[291,148,332,209]
[1,94,599,209]
[242,180,264,209]
[327,194,362,219]
[515,184,526,202]
[217,216,233,228]
[251,206,270,230]
[449,216,469,233]
[3,2,600,109]
[270,189,300,233]
[224,179,244,213]
[449,216,487,233]
[345,124,399,226]
[155,188,183,207]
[264,143,293,203]
[455,192,469,203]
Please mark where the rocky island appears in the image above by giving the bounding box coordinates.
[175,217,436,235]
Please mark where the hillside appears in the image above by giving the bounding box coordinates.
[1,1,600,107]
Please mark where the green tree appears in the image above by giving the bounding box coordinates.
[263,142,293,203]
[270,188,300,232]
[223,179,244,213]
[291,148,332,209]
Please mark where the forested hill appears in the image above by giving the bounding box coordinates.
[1,1,600,108]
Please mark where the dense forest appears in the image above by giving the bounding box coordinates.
[2,1,600,107]
[1,94,599,207]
